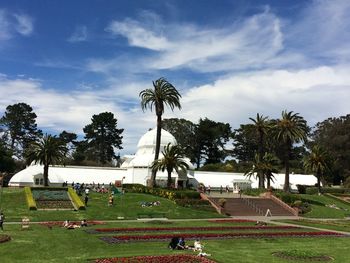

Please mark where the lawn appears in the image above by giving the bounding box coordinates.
[0,188,222,222]
[0,220,349,263]
[277,219,350,232]
[301,194,350,218]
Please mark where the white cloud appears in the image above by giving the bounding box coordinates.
[103,9,284,73]
[68,25,88,42]
[13,13,33,36]
[0,76,152,154]
[288,0,350,60]
[180,66,350,127]
[0,9,33,41]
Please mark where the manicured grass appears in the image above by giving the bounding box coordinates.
[278,219,350,232]
[1,188,222,222]
[0,220,349,262]
[301,194,350,218]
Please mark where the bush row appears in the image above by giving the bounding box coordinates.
[67,187,85,210]
[305,187,350,195]
[24,187,37,210]
[123,184,200,201]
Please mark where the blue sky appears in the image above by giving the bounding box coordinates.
[0,0,349,155]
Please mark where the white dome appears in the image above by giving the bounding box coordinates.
[137,128,177,148]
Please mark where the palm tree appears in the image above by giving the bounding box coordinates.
[249,113,271,188]
[140,78,182,187]
[245,153,279,189]
[303,145,330,194]
[26,134,67,186]
[272,110,308,192]
[151,143,189,188]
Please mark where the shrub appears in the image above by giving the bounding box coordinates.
[305,187,350,195]
[242,188,266,196]
[67,187,85,210]
[296,184,309,194]
[24,187,37,210]
[275,192,301,205]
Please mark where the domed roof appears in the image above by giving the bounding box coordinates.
[137,128,177,148]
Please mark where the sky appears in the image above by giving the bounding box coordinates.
[0,0,349,155]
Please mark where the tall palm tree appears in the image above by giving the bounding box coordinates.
[140,78,182,187]
[26,134,67,186]
[303,145,330,194]
[245,153,279,189]
[272,110,308,192]
[249,113,271,188]
[151,143,189,188]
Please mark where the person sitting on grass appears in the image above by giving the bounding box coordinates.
[176,237,186,250]
[168,236,179,250]
[80,219,88,227]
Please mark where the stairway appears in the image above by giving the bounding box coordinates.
[210,197,295,216]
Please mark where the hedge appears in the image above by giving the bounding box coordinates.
[124,184,200,201]
[67,187,85,210]
[24,187,37,210]
[305,187,350,195]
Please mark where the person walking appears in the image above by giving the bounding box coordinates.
[84,195,89,206]
[0,212,5,231]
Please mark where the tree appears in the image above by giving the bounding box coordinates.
[303,145,331,194]
[162,118,197,162]
[244,153,279,189]
[58,131,78,161]
[249,113,271,188]
[151,143,189,188]
[272,110,308,192]
[26,134,66,186]
[311,114,350,185]
[0,103,42,158]
[194,118,231,168]
[0,141,15,174]
[140,78,182,187]
[83,112,124,164]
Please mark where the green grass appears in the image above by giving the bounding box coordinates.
[278,219,350,232]
[301,194,350,218]
[0,188,223,222]
[0,220,350,263]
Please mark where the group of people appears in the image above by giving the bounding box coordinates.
[168,237,211,257]
[140,201,160,207]
[62,219,88,229]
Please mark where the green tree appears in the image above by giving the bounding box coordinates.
[151,143,189,188]
[311,115,350,185]
[162,118,196,162]
[194,118,231,168]
[140,78,182,187]
[0,141,15,174]
[0,103,42,158]
[272,110,308,192]
[83,112,124,164]
[249,113,271,188]
[244,153,279,189]
[26,134,66,186]
[303,145,331,194]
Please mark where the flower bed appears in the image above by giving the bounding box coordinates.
[207,219,255,223]
[100,231,347,244]
[36,200,74,209]
[31,188,75,209]
[92,255,216,263]
[0,234,11,243]
[39,220,104,228]
[87,225,298,234]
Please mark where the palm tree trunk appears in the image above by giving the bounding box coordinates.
[317,170,322,195]
[149,114,162,188]
[283,142,291,193]
[167,169,172,188]
[43,164,49,186]
[267,175,271,189]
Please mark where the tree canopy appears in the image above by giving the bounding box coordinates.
[0,102,42,158]
[83,112,124,164]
